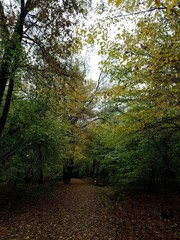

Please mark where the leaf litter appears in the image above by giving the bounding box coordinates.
[0,179,179,240]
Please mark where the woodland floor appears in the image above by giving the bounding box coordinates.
[0,178,179,240]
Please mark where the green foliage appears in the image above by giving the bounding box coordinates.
[0,98,66,185]
[0,0,179,193]
[108,0,178,12]
[0,0,96,186]
[72,159,92,178]
[78,0,180,191]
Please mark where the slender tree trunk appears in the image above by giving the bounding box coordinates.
[38,168,44,185]
[38,144,44,184]
[0,0,27,135]
[0,2,11,106]
[0,63,10,106]
[63,159,74,184]
[0,78,14,136]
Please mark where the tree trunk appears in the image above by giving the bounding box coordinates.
[0,0,28,135]
[0,78,14,136]
[63,159,74,184]
[38,168,44,185]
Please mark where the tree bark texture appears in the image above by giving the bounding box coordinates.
[0,0,28,135]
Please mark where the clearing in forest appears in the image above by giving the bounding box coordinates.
[0,178,179,240]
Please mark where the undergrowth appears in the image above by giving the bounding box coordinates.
[0,180,65,208]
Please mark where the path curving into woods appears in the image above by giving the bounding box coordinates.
[0,178,179,240]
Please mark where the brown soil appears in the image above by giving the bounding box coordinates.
[0,178,179,240]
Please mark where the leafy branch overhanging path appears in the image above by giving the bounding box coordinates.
[0,179,179,240]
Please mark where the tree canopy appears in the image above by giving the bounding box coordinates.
[0,0,179,191]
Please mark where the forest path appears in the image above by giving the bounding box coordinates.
[0,178,179,240]
[0,179,120,240]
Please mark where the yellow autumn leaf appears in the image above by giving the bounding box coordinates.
[155,0,161,7]
[116,0,123,7]
[172,0,178,6]
[169,56,174,61]
[147,0,153,8]
[165,0,178,13]
[169,0,178,10]
[174,56,179,61]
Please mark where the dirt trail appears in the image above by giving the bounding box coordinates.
[0,179,120,240]
[0,178,179,240]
